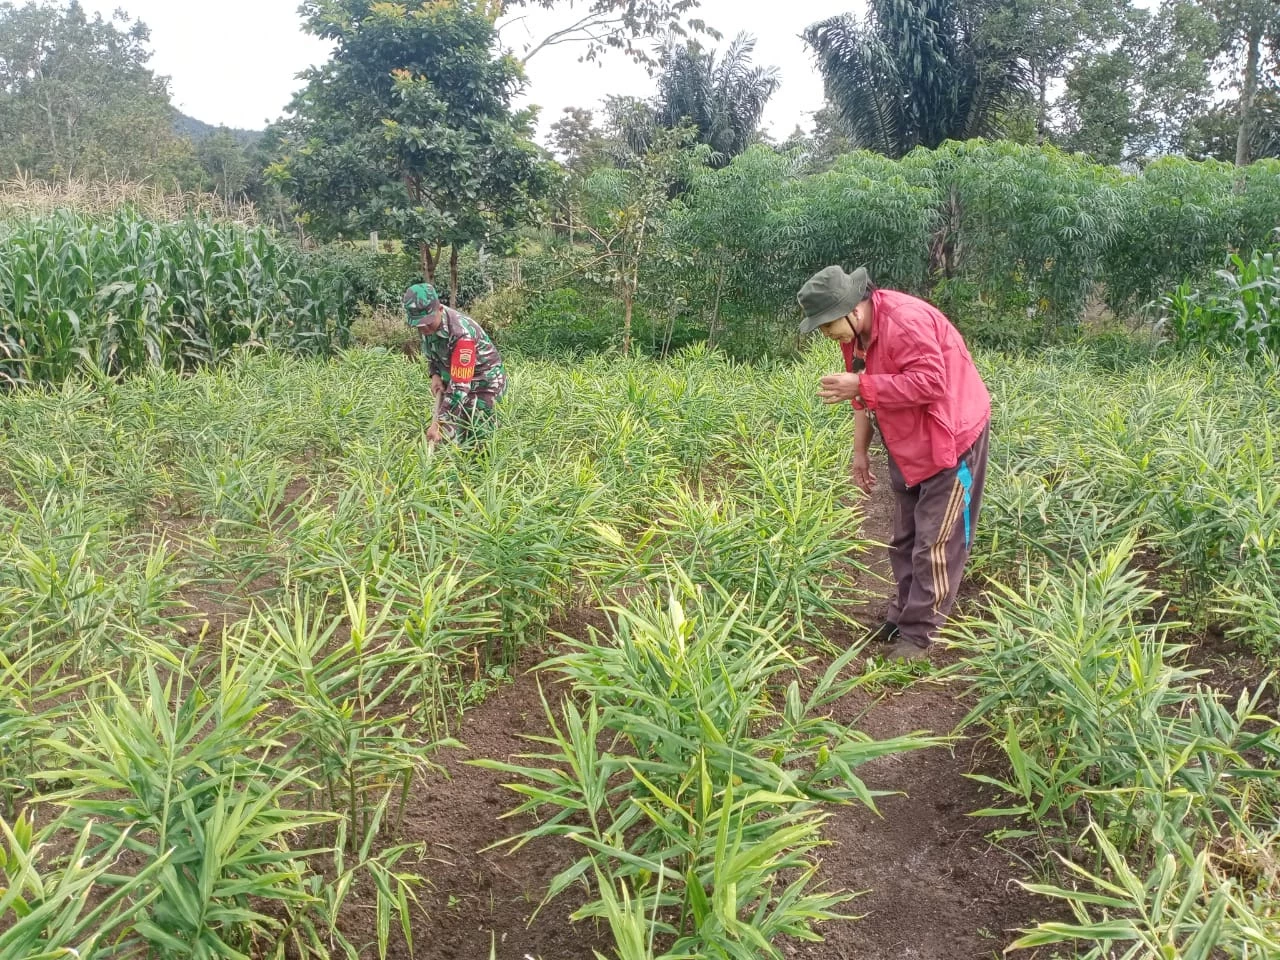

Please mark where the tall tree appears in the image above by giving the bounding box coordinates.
[996,0,1127,140]
[574,126,708,354]
[0,0,197,184]
[1204,0,1280,165]
[1188,87,1280,162]
[653,33,779,165]
[196,128,254,207]
[776,105,858,171]
[548,106,609,172]
[1056,0,1215,164]
[804,2,1032,159]
[279,0,550,302]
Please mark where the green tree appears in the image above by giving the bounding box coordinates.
[1203,0,1280,165]
[196,128,254,207]
[0,0,197,184]
[1056,47,1142,164]
[545,106,608,244]
[1056,1,1215,163]
[775,105,858,171]
[1188,87,1280,162]
[575,127,708,354]
[548,106,608,172]
[997,0,1127,140]
[803,2,1032,158]
[599,93,663,160]
[653,33,779,165]
[279,0,549,303]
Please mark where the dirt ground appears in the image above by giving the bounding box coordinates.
[356,456,1073,960]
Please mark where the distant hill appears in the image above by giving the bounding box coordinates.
[174,111,263,148]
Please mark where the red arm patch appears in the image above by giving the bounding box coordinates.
[450,337,477,385]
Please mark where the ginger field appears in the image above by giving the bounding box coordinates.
[1,345,1277,959]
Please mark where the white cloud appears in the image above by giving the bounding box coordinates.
[79,0,845,136]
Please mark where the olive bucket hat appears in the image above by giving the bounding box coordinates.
[796,265,870,335]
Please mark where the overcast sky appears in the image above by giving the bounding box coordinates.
[78,0,845,143]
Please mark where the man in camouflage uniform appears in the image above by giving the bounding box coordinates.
[402,283,506,444]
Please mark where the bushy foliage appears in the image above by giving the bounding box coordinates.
[498,143,1280,358]
[1104,156,1280,309]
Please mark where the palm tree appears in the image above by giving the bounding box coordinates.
[654,33,781,165]
[805,2,1031,158]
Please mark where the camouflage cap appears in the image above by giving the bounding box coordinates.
[403,283,441,325]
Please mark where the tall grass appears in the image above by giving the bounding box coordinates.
[0,343,881,957]
[0,210,356,385]
[0,174,259,222]
[0,340,1276,957]
[975,348,1280,654]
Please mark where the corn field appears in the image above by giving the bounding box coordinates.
[0,175,259,223]
[0,211,355,386]
[0,343,1276,958]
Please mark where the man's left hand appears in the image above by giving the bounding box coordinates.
[426,423,443,444]
[818,373,861,404]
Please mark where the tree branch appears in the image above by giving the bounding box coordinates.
[520,14,628,63]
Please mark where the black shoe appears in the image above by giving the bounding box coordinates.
[883,638,930,661]
[866,621,900,644]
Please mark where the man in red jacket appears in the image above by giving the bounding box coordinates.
[798,265,991,660]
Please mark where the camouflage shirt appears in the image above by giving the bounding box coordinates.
[420,307,506,431]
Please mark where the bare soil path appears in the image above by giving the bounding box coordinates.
[375,455,1062,960]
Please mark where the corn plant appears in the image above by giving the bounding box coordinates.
[1158,249,1280,357]
[0,210,356,386]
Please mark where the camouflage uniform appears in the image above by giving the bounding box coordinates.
[403,285,506,442]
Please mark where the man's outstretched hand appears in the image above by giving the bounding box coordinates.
[818,373,861,404]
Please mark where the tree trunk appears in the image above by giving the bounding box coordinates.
[622,286,634,357]
[622,218,648,357]
[707,266,726,348]
[419,242,438,284]
[1037,67,1048,143]
[449,245,459,307]
[929,186,962,281]
[1236,24,1263,167]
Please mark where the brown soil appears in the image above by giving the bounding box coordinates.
[371,456,1069,960]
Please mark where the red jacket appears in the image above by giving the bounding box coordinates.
[841,289,990,487]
